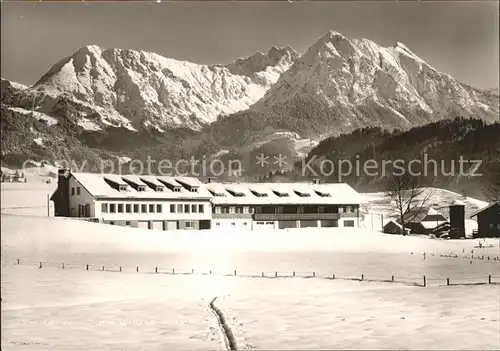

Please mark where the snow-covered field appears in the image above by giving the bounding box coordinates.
[2,213,499,350]
[1,181,499,350]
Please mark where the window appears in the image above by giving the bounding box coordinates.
[191,204,197,213]
[344,220,355,227]
[118,204,124,213]
[101,203,108,213]
[190,188,198,193]
[231,222,235,226]
[243,222,248,226]
[243,206,250,214]
[340,207,345,213]
[156,186,164,192]
[216,222,221,226]
[110,204,116,213]
[133,204,139,213]
[184,204,190,213]
[170,204,175,213]
[138,186,146,192]
[141,204,147,213]
[125,221,131,226]
[198,204,204,213]
[346,206,352,213]
[229,207,235,214]
[173,187,181,192]
[177,204,183,213]
[185,221,193,228]
[126,204,131,213]
[156,204,162,213]
[214,206,221,214]
[76,187,81,195]
[221,206,229,214]
[119,185,128,191]
[149,204,155,213]
[110,221,115,225]
[318,206,325,213]
[235,206,243,214]
[298,207,304,214]
[71,187,75,196]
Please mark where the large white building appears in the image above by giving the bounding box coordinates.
[51,169,365,231]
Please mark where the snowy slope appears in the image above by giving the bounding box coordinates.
[32,45,300,131]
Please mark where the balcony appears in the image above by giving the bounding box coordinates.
[253,213,341,221]
[213,213,253,219]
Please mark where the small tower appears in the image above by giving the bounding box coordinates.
[449,200,466,239]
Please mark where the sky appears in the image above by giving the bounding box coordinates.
[1,0,499,90]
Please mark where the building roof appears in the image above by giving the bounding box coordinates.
[70,172,212,200]
[470,201,500,218]
[398,206,448,224]
[205,181,366,205]
[63,172,365,205]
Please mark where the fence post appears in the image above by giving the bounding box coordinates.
[234,270,236,276]
[102,266,104,271]
[446,278,450,286]
[192,269,194,274]
[136,266,139,273]
[391,275,394,282]
[293,271,295,277]
[39,261,42,269]
[120,266,122,272]
[261,272,264,277]
[423,276,426,287]
[155,267,158,274]
[86,264,89,271]
[172,268,175,274]
[313,272,315,277]
[17,258,20,265]
[62,263,65,269]
[275,271,278,278]
[332,274,335,279]
[489,275,492,284]
[209,270,212,275]
[361,274,364,281]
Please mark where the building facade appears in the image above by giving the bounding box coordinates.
[51,170,364,231]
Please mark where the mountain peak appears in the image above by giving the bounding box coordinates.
[224,45,299,83]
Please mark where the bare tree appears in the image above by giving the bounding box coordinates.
[385,173,433,235]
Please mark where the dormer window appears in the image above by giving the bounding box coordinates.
[315,190,331,197]
[119,185,128,191]
[208,189,226,197]
[173,187,181,192]
[137,185,146,192]
[227,189,245,197]
[250,190,268,197]
[190,187,198,193]
[294,190,311,197]
[272,190,289,197]
[156,186,164,192]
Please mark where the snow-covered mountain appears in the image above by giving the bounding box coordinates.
[244,31,498,134]
[30,45,299,131]
[1,29,498,179]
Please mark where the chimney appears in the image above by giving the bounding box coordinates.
[207,177,218,183]
[449,200,466,239]
[313,178,321,185]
